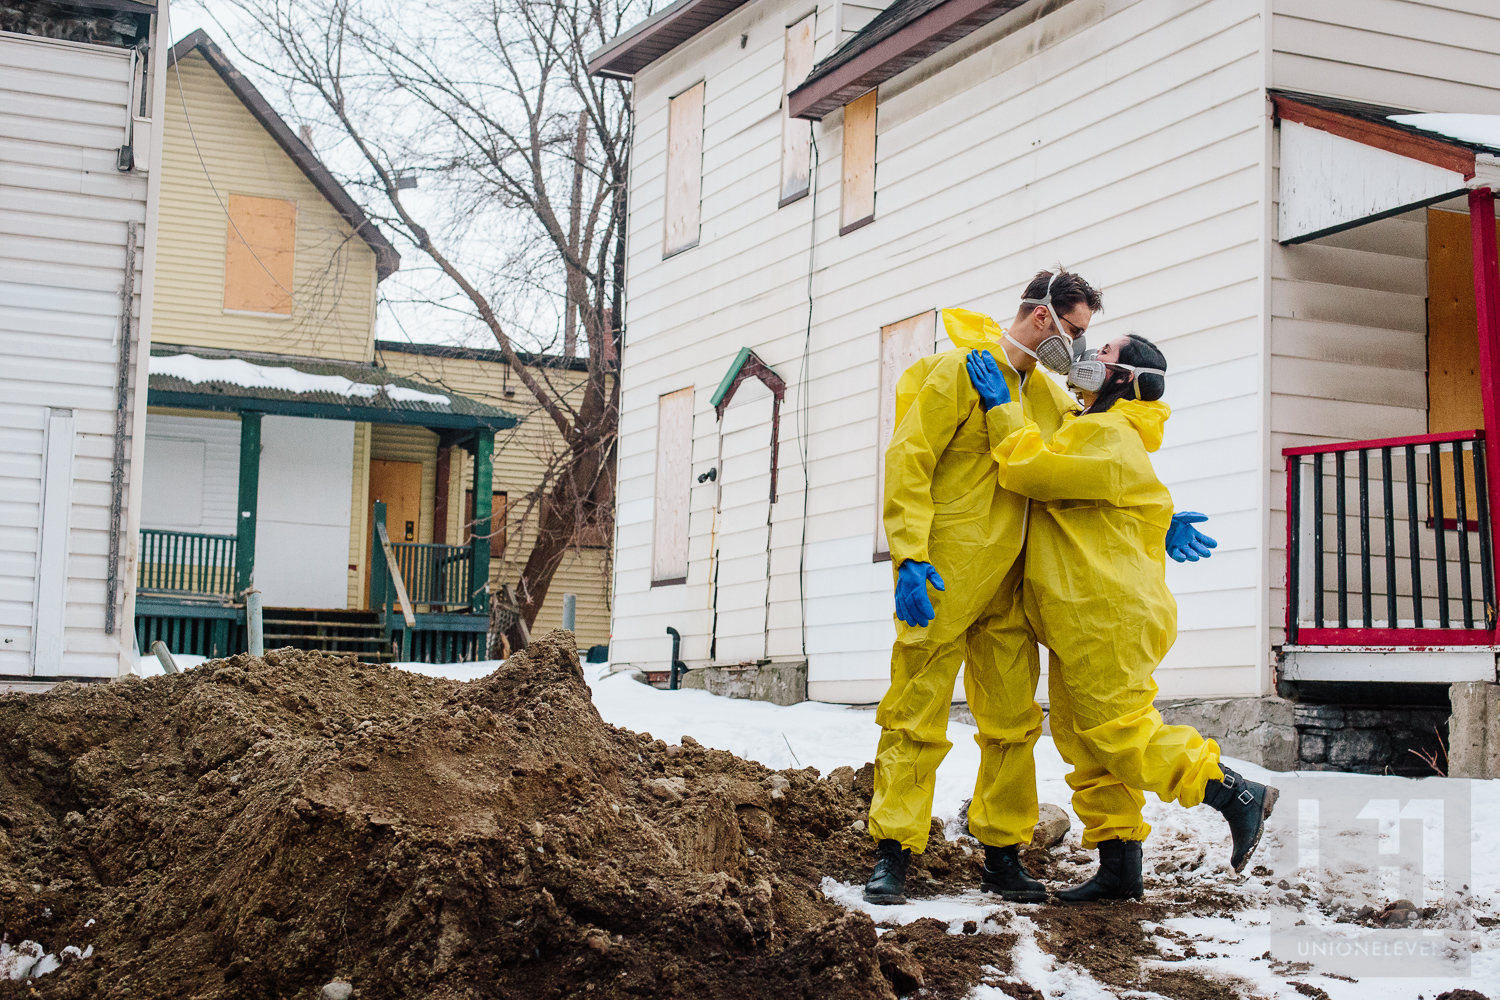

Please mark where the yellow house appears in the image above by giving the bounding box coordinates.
[137,31,518,663]
[375,342,612,649]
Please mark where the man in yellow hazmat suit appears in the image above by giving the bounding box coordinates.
[863,270,1101,905]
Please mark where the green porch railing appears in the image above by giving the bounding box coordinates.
[388,542,474,609]
[138,529,238,596]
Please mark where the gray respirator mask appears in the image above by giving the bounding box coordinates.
[1005,273,1087,375]
[1067,350,1166,399]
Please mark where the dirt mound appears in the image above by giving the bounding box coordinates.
[0,630,1009,999]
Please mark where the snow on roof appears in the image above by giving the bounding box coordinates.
[150,353,450,405]
[1387,113,1500,153]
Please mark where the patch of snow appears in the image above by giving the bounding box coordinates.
[392,659,507,682]
[0,940,88,981]
[151,354,450,406]
[133,653,210,677]
[1388,113,1500,151]
[584,669,1500,996]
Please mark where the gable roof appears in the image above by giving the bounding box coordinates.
[788,0,1027,119]
[169,30,401,281]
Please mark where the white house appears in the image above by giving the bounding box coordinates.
[0,1,170,686]
[592,0,1500,771]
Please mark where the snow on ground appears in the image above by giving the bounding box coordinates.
[577,666,1500,999]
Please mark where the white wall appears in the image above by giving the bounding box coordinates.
[1271,0,1500,113]
[612,0,1270,702]
[255,415,354,608]
[0,31,161,678]
[140,414,241,534]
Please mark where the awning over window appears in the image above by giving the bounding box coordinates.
[148,345,520,430]
[1273,91,1500,245]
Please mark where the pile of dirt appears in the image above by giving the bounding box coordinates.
[0,630,1022,1000]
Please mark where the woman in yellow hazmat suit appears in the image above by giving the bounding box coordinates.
[864,273,1100,908]
[965,333,1279,902]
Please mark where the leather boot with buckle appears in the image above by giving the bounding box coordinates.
[1055,839,1144,903]
[1203,765,1279,872]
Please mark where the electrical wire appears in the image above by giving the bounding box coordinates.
[796,127,819,657]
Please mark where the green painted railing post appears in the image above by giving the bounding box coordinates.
[235,412,262,596]
[471,431,494,613]
[372,500,390,642]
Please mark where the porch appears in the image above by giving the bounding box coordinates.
[136,346,516,663]
[1272,92,1500,695]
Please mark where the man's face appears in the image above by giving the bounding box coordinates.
[1012,302,1092,352]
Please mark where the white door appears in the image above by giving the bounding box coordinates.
[712,380,775,663]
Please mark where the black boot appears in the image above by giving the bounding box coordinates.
[1203,765,1279,872]
[863,838,911,905]
[1054,840,1143,903]
[979,844,1047,903]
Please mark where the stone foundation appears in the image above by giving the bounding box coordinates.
[1449,681,1500,778]
[1156,696,1298,772]
[679,660,807,706]
[1293,703,1449,776]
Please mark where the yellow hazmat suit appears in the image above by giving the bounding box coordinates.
[870,309,1076,853]
[984,397,1223,847]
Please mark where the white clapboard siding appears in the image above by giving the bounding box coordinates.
[0,32,149,677]
[1267,176,1430,648]
[1272,0,1500,113]
[141,414,241,535]
[612,0,1269,702]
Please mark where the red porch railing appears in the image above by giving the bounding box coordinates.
[1284,430,1496,646]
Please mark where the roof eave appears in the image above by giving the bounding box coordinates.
[587,0,754,78]
[169,29,402,281]
[789,0,1025,120]
[1269,92,1480,177]
[147,389,519,430]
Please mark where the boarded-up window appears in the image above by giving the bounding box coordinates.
[875,311,935,558]
[779,15,815,206]
[663,83,705,257]
[224,194,296,314]
[840,89,876,234]
[653,388,694,584]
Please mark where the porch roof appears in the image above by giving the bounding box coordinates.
[1272,90,1500,245]
[147,345,520,430]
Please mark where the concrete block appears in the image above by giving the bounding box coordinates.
[680,668,708,690]
[1327,729,1390,768]
[1157,696,1298,772]
[1294,704,1345,729]
[1449,681,1500,779]
[695,661,807,706]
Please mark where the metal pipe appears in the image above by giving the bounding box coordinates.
[666,626,687,690]
[151,639,178,675]
[562,592,577,632]
[247,590,264,656]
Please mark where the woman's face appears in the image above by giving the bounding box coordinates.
[1095,335,1132,365]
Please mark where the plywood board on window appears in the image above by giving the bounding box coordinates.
[780,15,816,206]
[876,311,935,558]
[663,83,704,257]
[223,194,296,314]
[652,387,695,583]
[840,89,876,234]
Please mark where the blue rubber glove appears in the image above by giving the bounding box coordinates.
[1166,511,1218,563]
[895,560,946,627]
[965,349,1011,411]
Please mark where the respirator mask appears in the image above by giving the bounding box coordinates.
[1005,272,1087,375]
[1067,351,1166,399]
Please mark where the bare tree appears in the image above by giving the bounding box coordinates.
[210,0,643,647]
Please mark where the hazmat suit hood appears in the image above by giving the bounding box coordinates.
[1110,399,1169,453]
[941,308,1007,353]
